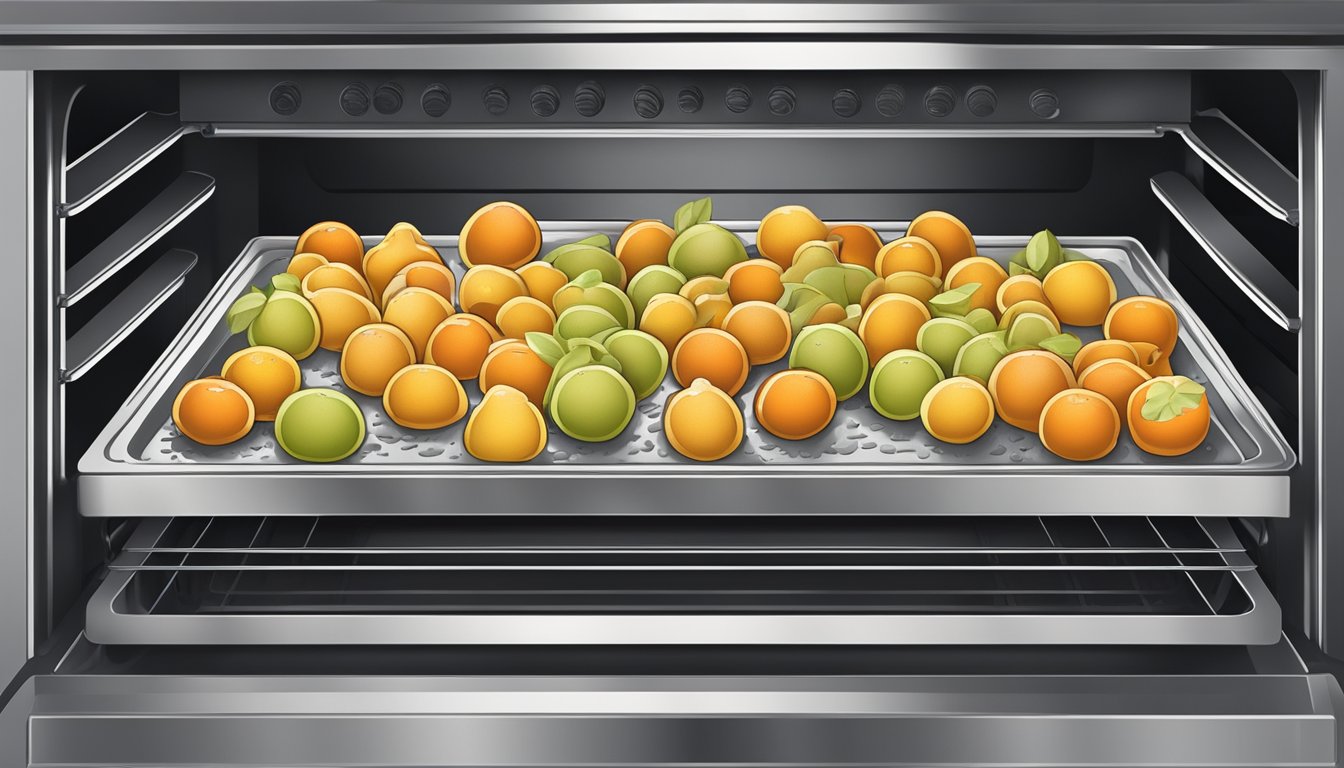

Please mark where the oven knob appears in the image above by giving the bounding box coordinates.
[268,82,302,116]
[420,84,451,117]
[1030,88,1061,119]
[339,83,370,117]
[966,85,997,117]
[373,83,404,115]
[832,88,861,118]
[768,86,796,116]
[725,85,752,114]
[876,84,905,117]
[531,85,560,117]
[924,85,957,117]
[633,85,664,119]
[678,86,704,113]
[574,81,605,117]
[483,85,510,116]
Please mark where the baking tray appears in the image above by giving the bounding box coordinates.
[78,222,1295,518]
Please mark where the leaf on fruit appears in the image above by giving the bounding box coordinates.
[1141,376,1206,422]
[1039,332,1083,364]
[574,233,612,251]
[525,332,566,367]
[270,273,302,295]
[928,282,981,318]
[225,292,267,334]
[673,196,713,235]
[1025,229,1061,272]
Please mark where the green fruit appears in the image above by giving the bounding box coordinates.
[667,223,748,278]
[627,265,687,319]
[804,265,877,306]
[274,389,365,462]
[953,331,1008,386]
[927,283,981,319]
[780,242,839,282]
[604,329,669,400]
[916,316,978,377]
[788,323,869,401]
[1006,312,1058,352]
[544,243,626,285]
[870,350,945,421]
[962,307,998,334]
[554,305,623,341]
[246,291,320,360]
[552,269,637,328]
[550,364,637,442]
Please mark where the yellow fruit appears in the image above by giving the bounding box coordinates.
[664,377,744,461]
[458,264,528,326]
[860,271,942,307]
[380,261,457,311]
[722,301,792,365]
[828,223,884,271]
[495,296,556,339]
[1073,338,1141,377]
[517,262,570,311]
[307,287,382,352]
[339,323,416,396]
[464,385,547,462]
[905,211,976,274]
[875,235,942,279]
[944,256,1008,317]
[459,201,543,270]
[1042,260,1117,326]
[680,276,730,303]
[996,274,1050,315]
[172,378,255,445]
[382,364,468,430]
[920,376,994,445]
[756,205,829,269]
[1105,296,1180,360]
[220,346,302,422]
[998,300,1061,334]
[987,349,1078,432]
[1078,358,1150,425]
[382,287,455,362]
[1040,388,1121,461]
[754,369,837,441]
[295,221,364,271]
[363,226,443,306]
[301,262,373,301]
[723,259,785,304]
[478,340,553,408]
[615,219,676,277]
[858,293,931,366]
[286,252,329,280]
[1127,376,1211,457]
[385,221,432,247]
[693,292,733,330]
[671,328,750,396]
[639,293,698,352]
[425,314,500,380]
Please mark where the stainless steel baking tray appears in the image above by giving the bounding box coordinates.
[78,223,1295,518]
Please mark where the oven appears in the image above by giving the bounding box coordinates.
[1,3,1343,766]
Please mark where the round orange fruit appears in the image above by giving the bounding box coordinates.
[721,301,792,365]
[382,364,468,430]
[516,262,570,311]
[425,314,500,381]
[723,259,785,304]
[220,345,302,421]
[920,376,995,445]
[172,378,255,445]
[307,287,381,352]
[339,323,416,397]
[944,256,1008,316]
[906,211,977,274]
[302,262,373,301]
[381,261,457,311]
[874,235,942,279]
[756,205,829,268]
[478,340,554,408]
[1039,388,1121,461]
[1042,260,1117,326]
[859,293,931,366]
[1104,296,1179,359]
[458,264,528,326]
[1078,358,1150,424]
[987,349,1078,432]
[754,369,837,441]
[671,327,750,396]
[828,223,884,271]
[382,286,455,362]
[995,274,1049,315]
[1127,376,1211,456]
[615,220,676,277]
[459,201,543,270]
[295,221,364,271]
[363,227,442,305]
[1072,338,1140,377]
[495,295,557,339]
[664,377,745,461]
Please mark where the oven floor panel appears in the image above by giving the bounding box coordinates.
[77,225,1294,518]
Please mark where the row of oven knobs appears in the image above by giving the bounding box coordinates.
[272,81,1060,119]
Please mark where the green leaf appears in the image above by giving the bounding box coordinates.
[1140,380,1178,422]
[525,332,566,367]
[248,285,265,296]
[1039,332,1083,364]
[225,292,267,334]
[575,233,612,251]
[928,282,981,318]
[1025,229,1061,272]
[572,269,604,290]
[1008,261,1032,277]
[270,273,301,295]
[962,308,998,334]
[673,197,713,235]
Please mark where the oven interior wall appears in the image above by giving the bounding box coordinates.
[43,69,1309,652]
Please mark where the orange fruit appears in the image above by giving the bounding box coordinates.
[295,221,364,271]
[286,252,329,280]
[1042,260,1117,326]
[1078,358,1151,425]
[861,271,942,307]
[828,223,884,271]
[615,220,676,277]
[385,221,432,247]
[1104,296,1179,359]
[495,296,556,339]
[172,378,255,445]
[307,287,381,352]
[920,376,994,444]
[459,201,542,270]
[671,327,750,396]
[858,293,931,366]
[301,262,373,301]
[754,369,837,440]
[721,301,792,365]
[639,293,699,352]
[1072,338,1140,377]
[944,256,1008,316]
[808,302,849,327]
[516,262,570,311]
[220,346,302,422]
[424,314,500,380]
[723,259,785,304]
[479,340,553,408]
[1039,388,1121,461]
[465,384,547,462]
[756,205,829,269]
[382,364,468,430]
[664,377,745,461]
[905,211,976,274]
[1127,376,1211,457]
[874,235,941,279]
[381,261,457,310]
[457,264,528,326]
[996,274,1050,314]
[363,227,443,305]
[382,287,455,362]
[987,349,1078,432]
[339,323,416,397]
[1131,341,1174,377]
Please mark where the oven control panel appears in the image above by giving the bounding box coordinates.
[182,71,1190,126]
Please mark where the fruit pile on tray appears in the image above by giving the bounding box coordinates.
[168,198,1210,464]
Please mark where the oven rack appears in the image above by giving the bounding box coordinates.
[86,516,1280,645]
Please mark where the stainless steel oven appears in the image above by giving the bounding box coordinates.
[2,3,1344,766]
